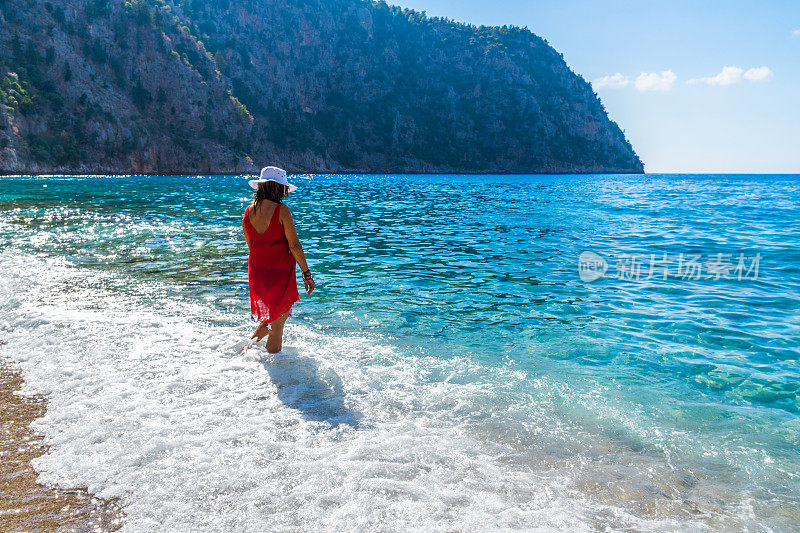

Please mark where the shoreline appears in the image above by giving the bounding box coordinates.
[4,171,800,179]
[0,169,646,177]
[0,358,123,531]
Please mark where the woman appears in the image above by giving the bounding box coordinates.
[243,166,314,353]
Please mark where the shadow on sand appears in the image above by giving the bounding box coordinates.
[260,347,361,427]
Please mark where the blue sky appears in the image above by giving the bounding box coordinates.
[393,0,799,173]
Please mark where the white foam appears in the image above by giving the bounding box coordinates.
[0,251,742,531]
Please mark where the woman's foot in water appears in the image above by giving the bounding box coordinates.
[252,320,270,342]
[239,321,270,353]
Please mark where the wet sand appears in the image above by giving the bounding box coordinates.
[0,358,123,532]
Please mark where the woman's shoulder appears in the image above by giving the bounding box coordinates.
[277,203,292,218]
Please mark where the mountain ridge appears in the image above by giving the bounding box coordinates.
[0,0,644,174]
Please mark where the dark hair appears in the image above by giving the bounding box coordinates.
[254,181,287,211]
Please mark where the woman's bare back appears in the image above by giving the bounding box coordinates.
[248,201,280,235]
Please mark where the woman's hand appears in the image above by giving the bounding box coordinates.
[302,269,315,295]
[304,275,315,295]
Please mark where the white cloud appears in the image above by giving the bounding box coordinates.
[688,65,773,85]
[687,66,743,86]
[592,66,772,92]
[593,73,630,89]
[793,29,800,37]
[634,70,677,91]
[744,66,773,82]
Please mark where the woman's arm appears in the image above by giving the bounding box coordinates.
[280,205,315,295]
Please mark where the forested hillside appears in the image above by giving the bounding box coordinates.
[0,0,643,173]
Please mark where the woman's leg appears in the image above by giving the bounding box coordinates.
[251,320,270,341]
[265,311,290,354]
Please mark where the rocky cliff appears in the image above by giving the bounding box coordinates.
[0,0,643,174]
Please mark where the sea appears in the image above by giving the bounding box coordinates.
[0,173,798,531]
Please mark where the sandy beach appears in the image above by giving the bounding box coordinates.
[0,358,123,532]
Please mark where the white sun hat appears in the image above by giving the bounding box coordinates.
[248,166,297,192]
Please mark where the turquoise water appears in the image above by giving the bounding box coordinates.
[1,174,798,530]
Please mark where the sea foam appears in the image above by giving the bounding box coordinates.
[0,250,745,531]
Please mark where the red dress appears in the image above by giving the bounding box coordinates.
[243,203,299,322]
